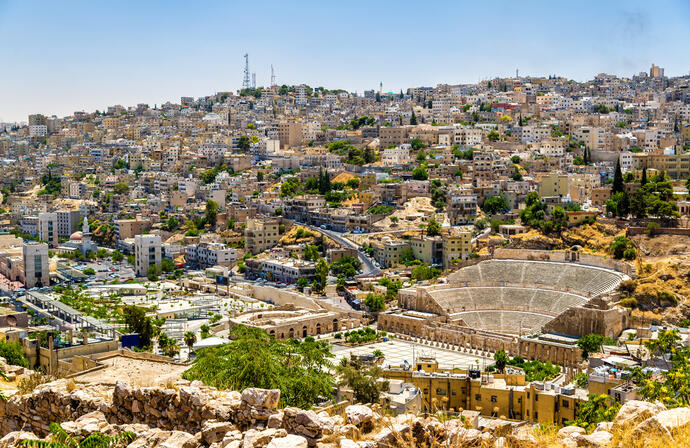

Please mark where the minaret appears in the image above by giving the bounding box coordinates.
[82,216,91,237]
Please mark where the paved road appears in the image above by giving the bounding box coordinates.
[304,225,381,276]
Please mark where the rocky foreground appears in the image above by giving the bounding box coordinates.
[1,377,689,448]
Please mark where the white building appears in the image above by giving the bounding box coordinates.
[23,241,49,288]
[134,234,162,277]
[185,242,238,268]
[29,125,48,137]
[37,212,58,248]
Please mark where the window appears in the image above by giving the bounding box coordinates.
[475,394,481,402]
[451,390,456,396]
[491,396,497,403]
[562,400,569,408]
[534,411,538,419]
[535,395,539,402]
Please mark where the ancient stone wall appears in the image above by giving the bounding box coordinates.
[543,306,630,339]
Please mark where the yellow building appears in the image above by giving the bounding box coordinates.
[442,228,473,269]
[384,357,583,425]
[538,173,569,199]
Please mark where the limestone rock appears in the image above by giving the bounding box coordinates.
[266,434,308,448]
[345,405,374,427]
[613,400,666,429]
[575,430,613,447]
[241,389,281,410]
[631,407,690,440]
[201,420,235,444]
[557,425,586,440]
[0,431,40,448]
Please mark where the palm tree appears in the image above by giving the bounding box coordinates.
[184,331,196,353]
[20,422,134,447]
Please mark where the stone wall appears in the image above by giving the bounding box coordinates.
[543,305,630,339]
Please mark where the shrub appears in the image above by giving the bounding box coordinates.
[619,297,638,308]
[0,340,29,367]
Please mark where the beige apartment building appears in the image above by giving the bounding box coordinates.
[278,122,303,148]
[115,217,151,241]
[245,218,280,255]
[379,126,409,147]
[442,228,473,268]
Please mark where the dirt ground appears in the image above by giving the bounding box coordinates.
[632,234,690,258]
[73,356,187,386]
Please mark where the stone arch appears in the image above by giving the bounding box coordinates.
[316,323,321,335]
[333,319,339,332]
[288,328,294,338]
[302,325,308,338]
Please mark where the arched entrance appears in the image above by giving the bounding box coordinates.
[302,326,308,338]
[316,323,321,335]
[333,319,339,332]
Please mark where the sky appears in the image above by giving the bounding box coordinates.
[1,0,689,122]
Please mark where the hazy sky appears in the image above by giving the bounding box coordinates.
[1,0,689,122]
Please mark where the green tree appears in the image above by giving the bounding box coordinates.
[577,334,605,359]
[200,324,211,339]
[494,349,508,373]
[336,356,388,404]
[113,183,129,195]
[161,257,175,273]
[482,195,508,215]
[111,250,124,263]
[184,331,196,353]
[411,138,425,150]
[612,159,624,194]
[123,306,157,349]
[313,258,329,293]
[204,200,218,228]
[410,111,417,125]
[426,218,441,236]
[183,326,334,408]
[411,166,428,180]
[364,293,385,312]
[568,394,621,433]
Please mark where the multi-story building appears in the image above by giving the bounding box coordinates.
[244,257,316,283]
[37,212,58,248]
[245,218,280,255]
[442,228,473,268]
[115,217,151,241]
[185,242,238,268]
[23,241,49,288]
[134,234,162,277]
[278,122,303,148]
[447,192,478,225]
[56,209,83,238]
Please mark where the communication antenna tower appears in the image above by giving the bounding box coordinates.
[271,65,276,87]
[252,73,256,89]
[242,53,251,90]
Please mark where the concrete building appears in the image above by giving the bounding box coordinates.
[245,218,280,255]
[134,234,162,277]
[115,217,151,241]
[442,228,473,268]
[185,242,238,268]
[56,209,83,238]
[23,241,49,288]
[37,212,58,248]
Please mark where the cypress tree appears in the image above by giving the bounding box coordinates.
[612,159,624,194]
[410,111,418,125]
[641,167,647,185]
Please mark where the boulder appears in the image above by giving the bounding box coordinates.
[0,431,40,448]
[201,420,235,444]
[594,422,613,433]
[613,400,666,429]
[574,430,612,447]
[266,434,308,448]
[557,426,586,440]
[507,427,537,447]
[631,407,690,440]
[374,423,411,448]
[241,389,281,410]
[345,405,374,427]
[267,412,284,429]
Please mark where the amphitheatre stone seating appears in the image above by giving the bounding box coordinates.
[429,286,589,316]
[451,310,553,334]
[448,260,624,297]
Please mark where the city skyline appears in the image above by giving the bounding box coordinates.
[2,0,690,122]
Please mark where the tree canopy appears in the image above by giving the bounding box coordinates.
[183,326,334,408]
